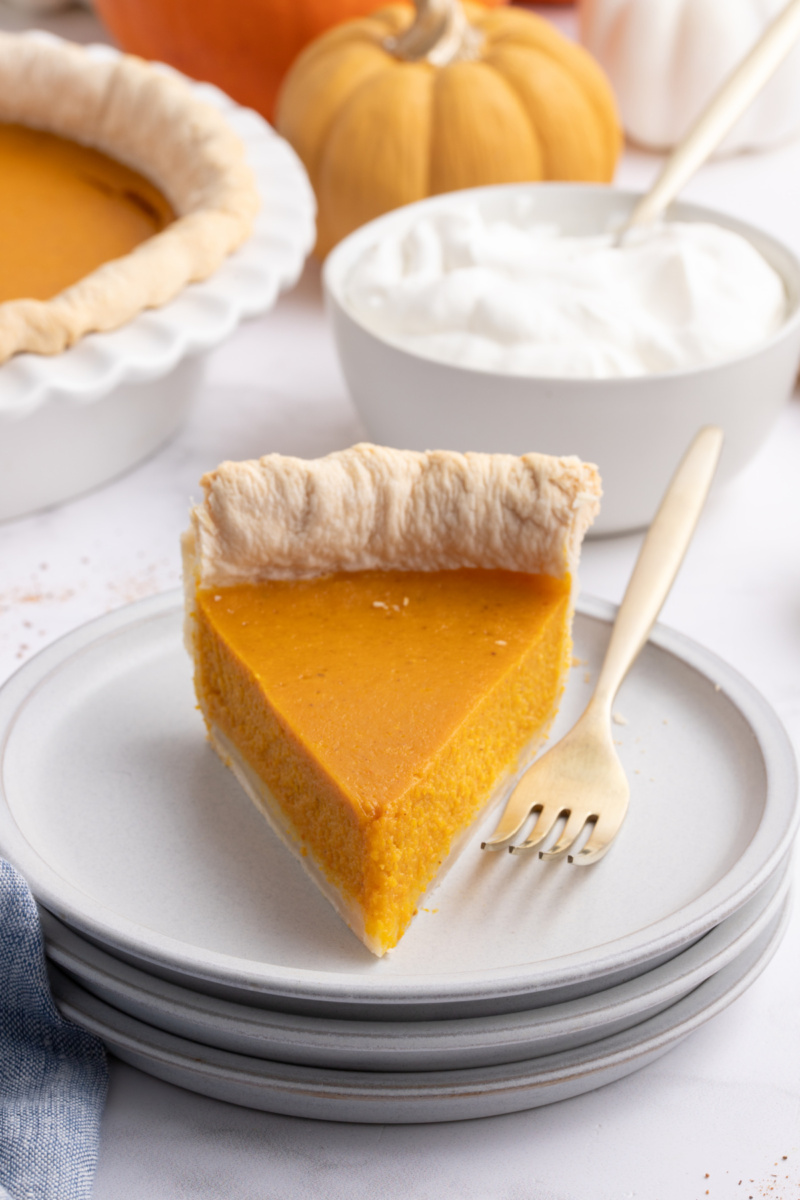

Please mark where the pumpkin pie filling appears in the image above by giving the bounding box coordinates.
[182,443,602,955]
[0,123,173,304]
[192,569,572,953]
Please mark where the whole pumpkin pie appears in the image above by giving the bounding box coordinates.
[0,33,259,362]
[182,443,601,955]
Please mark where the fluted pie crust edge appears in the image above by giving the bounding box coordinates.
[0,33,260,363]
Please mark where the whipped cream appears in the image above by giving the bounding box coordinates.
[342,202,787,379]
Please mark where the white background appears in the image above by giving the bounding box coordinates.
[0,5,798,1198]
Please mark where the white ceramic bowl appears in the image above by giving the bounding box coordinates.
[0,36,315,523]
[324,184,800,536]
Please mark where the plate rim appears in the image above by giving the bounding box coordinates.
[41,859,791,1068]
[1,589,797,1008]
[47,901,790,1119]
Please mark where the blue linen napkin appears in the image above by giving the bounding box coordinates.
[0,858,108,1200]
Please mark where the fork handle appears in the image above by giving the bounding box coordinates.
[592,426,723,710]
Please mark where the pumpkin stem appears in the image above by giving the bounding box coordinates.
[385,0,482,66]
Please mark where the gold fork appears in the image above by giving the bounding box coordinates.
[481,425,724,865]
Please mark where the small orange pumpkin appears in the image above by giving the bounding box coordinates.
[277,0,621,256]
[92,0,508,123]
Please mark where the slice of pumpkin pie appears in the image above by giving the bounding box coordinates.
[182,443,601,955]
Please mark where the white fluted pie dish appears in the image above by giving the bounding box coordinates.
[0,34,315,522]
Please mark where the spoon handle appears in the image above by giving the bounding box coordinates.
[592,427,724,710]
[625,0,800,233]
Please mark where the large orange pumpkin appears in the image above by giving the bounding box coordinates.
[93,0,508,123]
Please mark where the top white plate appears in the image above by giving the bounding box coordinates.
[0,592,796,1018]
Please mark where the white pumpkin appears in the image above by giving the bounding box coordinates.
[580,0,800,154]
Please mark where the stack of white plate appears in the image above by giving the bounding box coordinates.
[0,592,796,1123]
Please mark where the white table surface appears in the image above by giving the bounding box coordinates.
[1,5,799,1198]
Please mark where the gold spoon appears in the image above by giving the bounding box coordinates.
[620,0,800,239]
